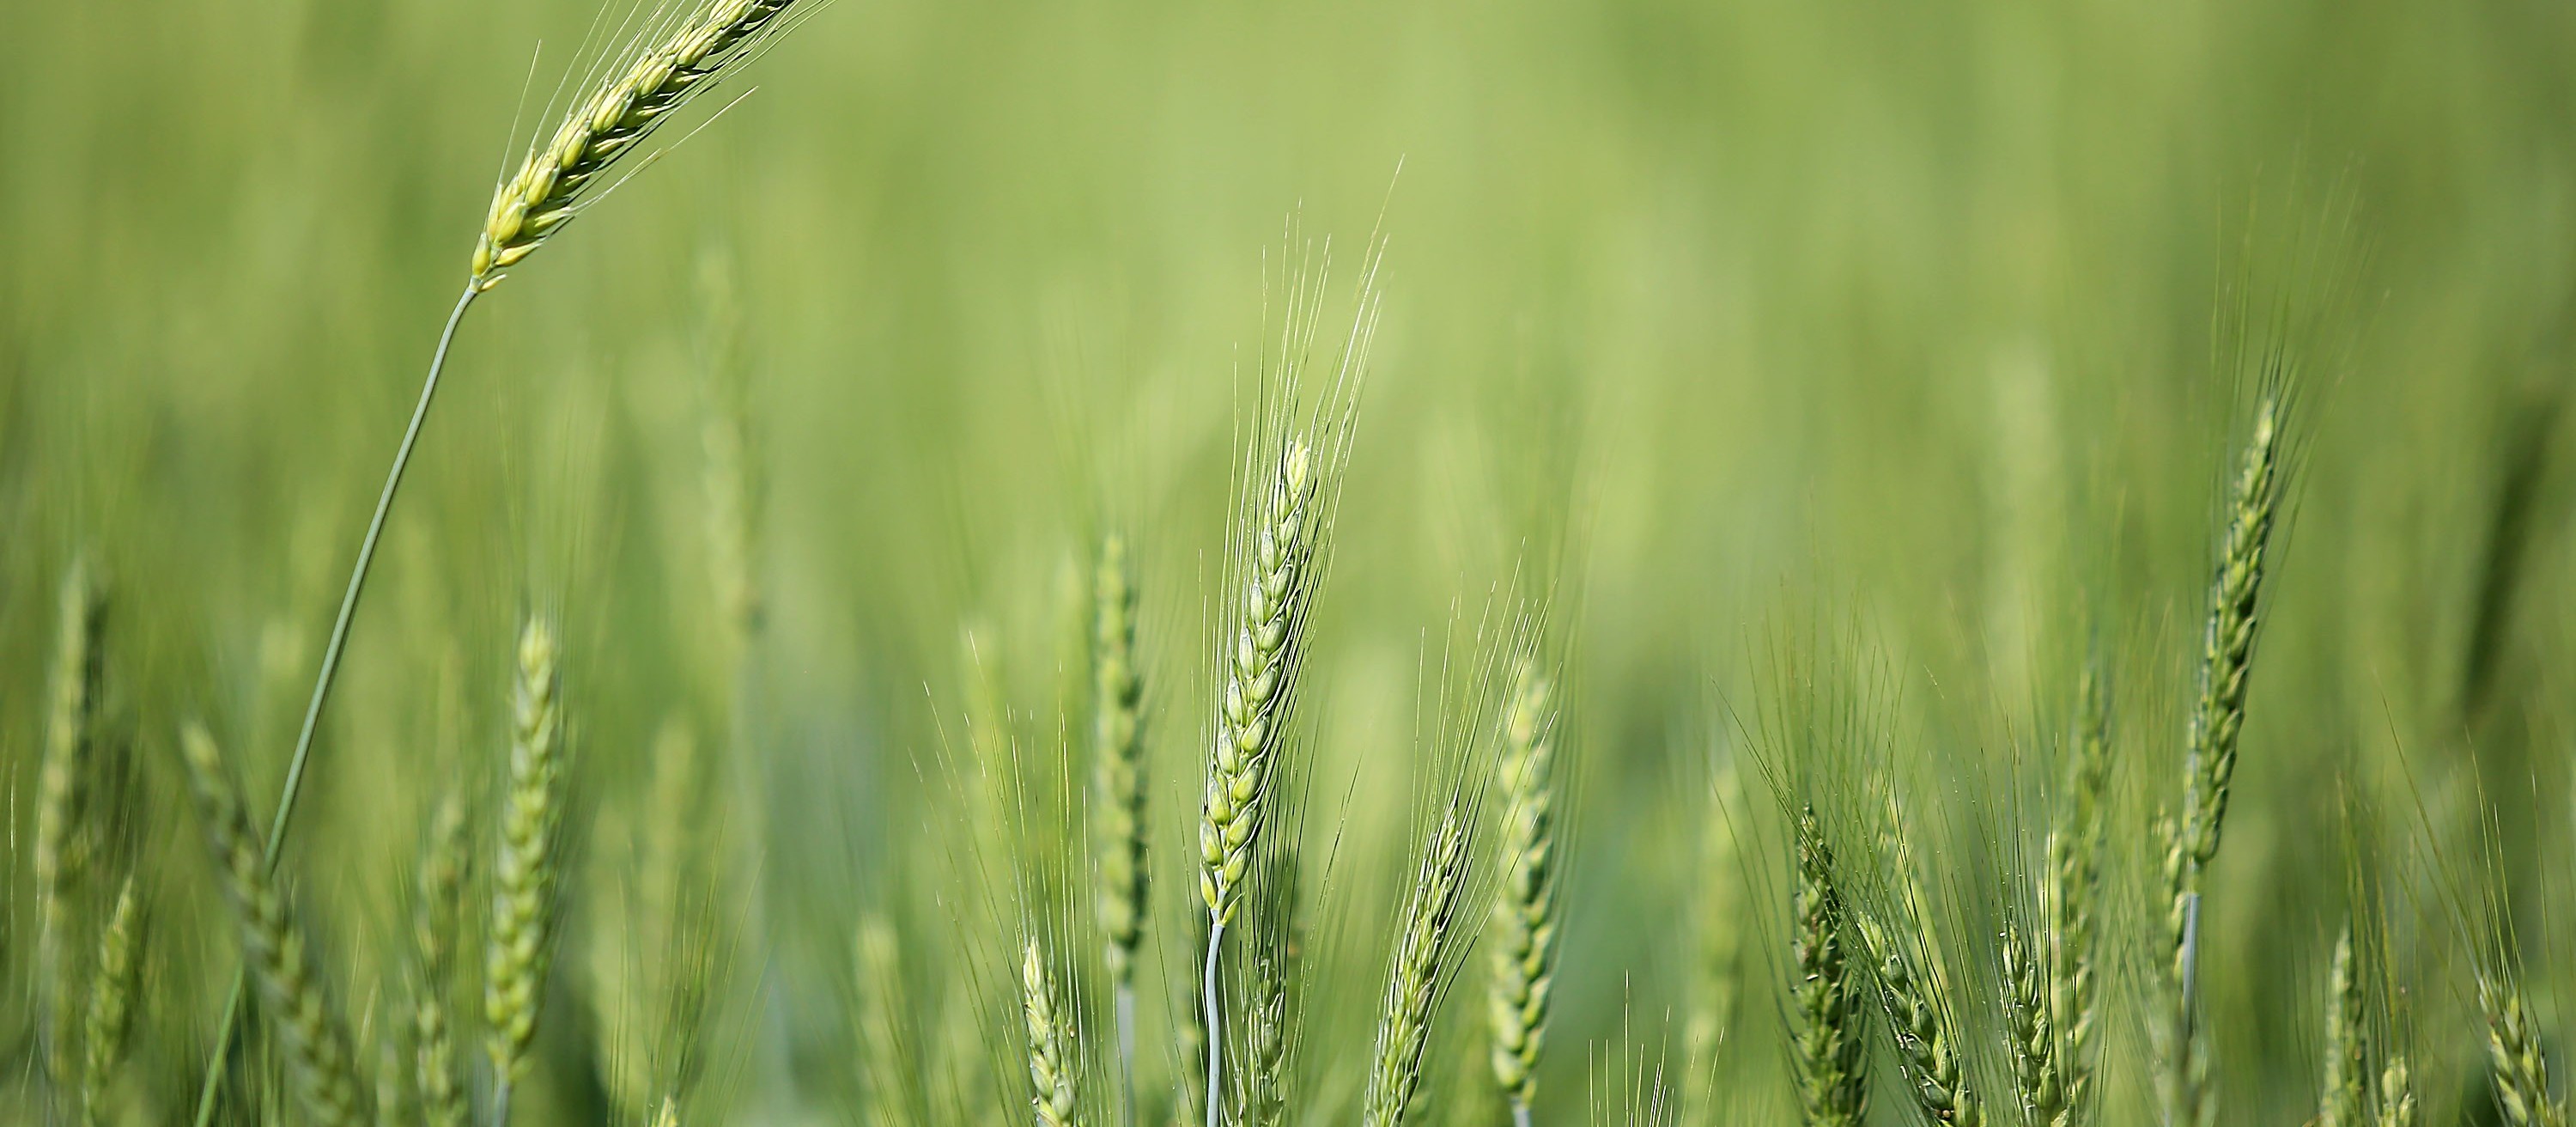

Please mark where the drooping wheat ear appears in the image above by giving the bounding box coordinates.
[1238,953,1291,1127]
[2479,975,2567,1127]
[471,0,803,287]
[2159,399,2281,1125]
[487,618,568,1120]
[413,793,471,1127]
[1092,532,1149,1118]
[76,875,139,1127]
[1856,913,1982,1127]
[2002,925,2063,1127]
[179,723,367,1127]
[1791,807,1869,1127]
[2374,1056,2415,1127]
[2044,655,2110,1118]
[1485,661,1563,1124]
[1360,801,1475,1127]
[854,914,924,1127]
[1024,937,1084,1127]
[37,558,105,1098]
[2318,928,2367,1127]
[1683,762,1746,1121]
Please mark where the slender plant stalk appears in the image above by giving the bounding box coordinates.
[1360,803,1474,1127]
[488,618,568,1124]
[1791,807,1868,1127]
[1485,661,1563,1127]
[2318,928,2366,1127]
[2160,399,2281,1127]
[181,723,367,1127]
[1092,533,1148,1126]
[1024,938,1084,1127]
[1199,439,1325,1127]
[38,558,104,1107]
[77,876,139,1127]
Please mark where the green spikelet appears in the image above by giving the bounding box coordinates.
[2046,656,2110,1118]
[1857,915,1981,1127]
[180,723,367,1127]
[1485,661,1563,1117]
[2002,925,2063,1127]
[37,559,106,1100]
[414,794,471,1127]
[77,876,140,1127]
[1684,763,1747,1122]
[1791,807,1868,1127]
[2374,1057,2415,1127]
[2480,976,2567,1127]
[486,618,567,1118]
[1025,937,1084,1127]
[1361,803,1475,1127]
[1200,440,1321,929]
[2318,929,2367,1127]
[2160,399,2281,1126]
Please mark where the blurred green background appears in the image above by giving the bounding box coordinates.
[4,0,2576,1120]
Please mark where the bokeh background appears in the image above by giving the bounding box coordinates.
[4,0,2575,1121]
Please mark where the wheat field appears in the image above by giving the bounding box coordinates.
[3,0,2574,1124]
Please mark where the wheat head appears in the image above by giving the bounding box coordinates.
[1360,801,1475,1127]
[1791,807,1868,1127]
[1485,661,1563,1117]
[486,618,568,1115]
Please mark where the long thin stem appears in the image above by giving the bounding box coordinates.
[190,281,481,1127]
[1203,919,1225,1127]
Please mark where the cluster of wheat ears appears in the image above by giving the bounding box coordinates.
[12,2,2570,1126]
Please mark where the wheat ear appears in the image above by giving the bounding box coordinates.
[2374,1056,2415,1127]
[2002,924,2061,1126]
[487,618,568,1123]
[2160,399,2281,1124]
[2044,655,2111,1120]
[2480,975,2567,1127]
[1485,661,1563,1127]
[1791,807,1868,1127]
[1856,913,1982,1127]
[413,793,471,1127]
[37,558,104,1100]
[1093,532,1149,1123]
[180,723,367,1127]
[1684,762,1747,1122]
[1199,439,1326,1127]
[1239,952,1291,1127]
[196,7,812,1115]
[1360,801,1475,1127]
[1025,937,1085,1127]
[76,875,139,1127]
[2318,928,2366,1127]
